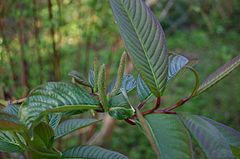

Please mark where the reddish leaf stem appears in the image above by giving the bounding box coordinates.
[162,96,190,112]
[125,118,136,125]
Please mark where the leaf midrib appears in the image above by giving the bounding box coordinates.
[120,1,161,94]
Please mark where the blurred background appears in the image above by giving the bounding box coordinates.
[0,0,239,158]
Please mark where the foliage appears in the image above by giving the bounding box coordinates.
[0,0,239,159]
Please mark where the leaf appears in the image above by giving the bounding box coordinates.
[179,114,234,159]
[48,114,62,129]
[197,55,240,95]
[97,64,108,111]
[168,54,189,81]
[62,145,128,159]
[231,146,240,158]
[55,119,101,139]
[3,104,20,117]
[0,131,23,152]
[201,116,240,147]
[69,70,91,87]
[109,107,134,120]
[88,69,95,88]
[137,75,152,101]
[20,82,100,129]
[141,114,193,159]
[32,122,55,149]
[109,93,129,108]
[0,112,25,131]
[110,0,168,97]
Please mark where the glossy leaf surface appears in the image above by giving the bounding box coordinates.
[20,82,99,128]
[62,145,128,159]
[110,0,168,96]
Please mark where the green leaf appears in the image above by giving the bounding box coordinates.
[49,114,62,129]
[0,131,24,152]
[110,0,168,97]
[137,75,152,101]
[197,55,240,95]
[69,70,91,87]
[109,107,134,120]
[0,112,25,131]
[168,54,189,81]
[3,104,20,117]
[62,145,128,159]
[55,119,101,139]
[140,114,193,159]
[88,70,95,88]
[201,116,240,147]
[20,82,100,129]
[179,114,234,159]
[231,146,240,158]
[32,122,55,149]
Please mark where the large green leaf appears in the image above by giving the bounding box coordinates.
[62,145,128,159]
[0,112,25,131]
[55,119,101,139]
[110,0,168,97]
[3,104,20,117]
[202,116,240,147]
[179,114,234,159]
[197,55,240,95]
[139,113,193,159]
[137,75,152,101]
[20,82,100,128]
[0,131,24,152]
[168,54,189,81]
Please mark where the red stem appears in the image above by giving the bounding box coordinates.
[162,96,190,112]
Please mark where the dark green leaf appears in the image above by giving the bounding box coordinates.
[32,122,54,149]
[110,0,168,97]
[49,114,62,129]
[137,75,152,101]
[179,114,234,159]
[168,54,189,81]
[109,107,134,120]
[55,119,101,139]
[197,55,240,95]
[3,104,19,117]
[62,145,128,159]
[231,146,240,158]
[20,82,100,128]
[88,70,95,88]
[69,70,91,87]
[142,114,193,159]
[202,116,240,147]
[0,131,24,152]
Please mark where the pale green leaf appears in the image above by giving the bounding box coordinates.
[62,145,128,159]
[55,119,101,139]
[109,107,134,120]
[197,55,240,95]
[110,0,168,96]
[179,114,234,159]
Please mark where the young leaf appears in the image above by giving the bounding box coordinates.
[168,54,189,81]
[0,112,25,131]
[109,107,134,120]
[98,64,108,111]
[0,131,24,152]
[93,58,99,92]
[197,55,240,95]
[20,82,100,129]
[62,145,128,159]
[201,116,240,147]
[68,70,92,88]
[32,122,55,149]
[111,52,127,96]
[110,0,168,97]
[179,114,234,159]
[137,75,152,101]
[88,69,95,88]
[137,111,193,159]
[55,119,101,139]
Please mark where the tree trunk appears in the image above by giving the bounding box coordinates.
[48,0,61,81]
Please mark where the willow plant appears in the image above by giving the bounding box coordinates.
[0,0,240,159]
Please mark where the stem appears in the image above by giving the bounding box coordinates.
[142,97,161,115]
[125,118,136,125]
[137,100,147,110]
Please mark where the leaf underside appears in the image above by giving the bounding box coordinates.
[197,55,240,95]
[179,114,234,159]
[62,145,128,159]
[20,82,99,128]
[110,0,168,96]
